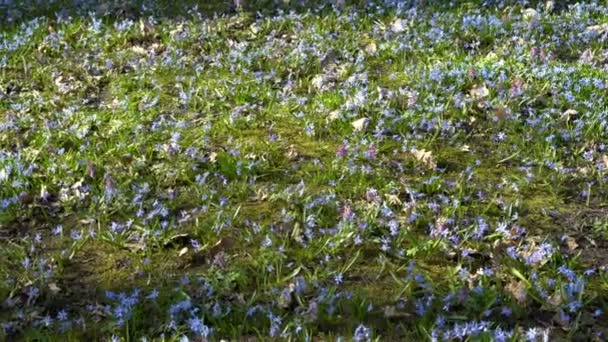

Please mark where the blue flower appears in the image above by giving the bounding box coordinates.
[353,324,371,342]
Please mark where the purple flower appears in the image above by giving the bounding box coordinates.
[146,289,159,300]
[57,309,68,321]
[52,225,63,236]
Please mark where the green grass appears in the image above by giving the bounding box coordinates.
[1,0,608,340]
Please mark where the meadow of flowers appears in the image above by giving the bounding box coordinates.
[1,0,608,340]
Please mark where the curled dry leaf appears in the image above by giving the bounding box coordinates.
[586,23,608,36]
[494,105,509,120]
[364,41,377,55]
[470,84,489,100]
[351,117,369,132]
[560,109,579,121]
[411,148,436,169]
[385,194,401,206]
[547,292,562,308]
[131,45,147,55]
[505,280,527,303]
[48,283,61,295]
[285,144,299,160]
[580,49,594,64]
[563,236,578,252]
[212,251,227,269]
[328,110,341,122]
[383,305,411,319]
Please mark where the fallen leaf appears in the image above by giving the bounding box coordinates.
[48,283,61,294]
[169,24,184,37]
[328,110,341,122]
[364,41,377,55]
[285,144,299,160]
[385,194,401,206]
[560,109,579,121]
[125,241,146,252]
[178,247,189,257]
[563,236,578,252]
[131,45,147,55]
[470,84,489,100]
[383,305,411,319]
[494,105,509,120]
[351,117,369,132]
[505,280,527,303]
[580,49,594,64]
[586,24,608,35]
[547,292,562,307]
[291,222,303,243]
[212,251,227,269]
[411,148,436,169]
[277,283,296,309]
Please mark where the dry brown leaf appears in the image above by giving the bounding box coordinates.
[505,280,527,303]
[351,117,369,132]
[212,251,227,269]
[328,110,341,122]
[547,292,562,307]
[560,109,579,121]
[563,236,579,252]
[470,84,489,100]
[494,105,509,120]
[131,46,147,55]
[411,149,436,169]
[586,23,608,35]
[285,145,299,160]
[580,49,594,64]
[48,283,61,295]
[385,194,402,206]
[209,152,218,163]
[364,41,377,55]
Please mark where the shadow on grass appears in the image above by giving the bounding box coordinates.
[0,0,377,30]
[1,0,581,32]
